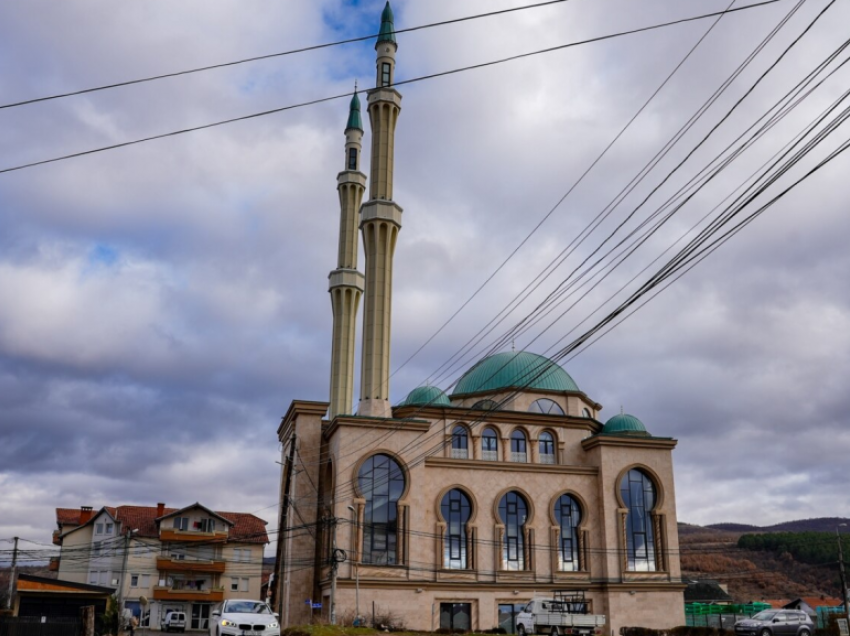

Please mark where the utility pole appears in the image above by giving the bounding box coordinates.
[116,527,138,628]
[838,525,849,624]
[275,435,297,624]
[330,517,338,625]
[5,537,18,610]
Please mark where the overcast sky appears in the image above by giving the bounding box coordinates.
[1,0,849,559]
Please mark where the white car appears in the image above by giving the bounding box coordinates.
[210,600,280,636]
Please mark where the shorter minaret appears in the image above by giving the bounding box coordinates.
[328,92,367,419]
[358,1,402,418]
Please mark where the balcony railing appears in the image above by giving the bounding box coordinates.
[451,448,468,459]
[156,557,226,573]
[152,586,224,602]
[159,529,228,543]
[482,450,498,462]
[510,452,527,463]
[539,453,555,465]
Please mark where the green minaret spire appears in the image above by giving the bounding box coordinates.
[377,1,396,44]
[346,90,363,132]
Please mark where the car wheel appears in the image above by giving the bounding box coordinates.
[518,625,527,636]
[760,629,771,636]
[551,628,560,636]
[800,630,811,636]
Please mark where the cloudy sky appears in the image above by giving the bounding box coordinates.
[1,0,849,558]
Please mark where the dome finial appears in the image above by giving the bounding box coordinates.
[377,1,397,44]
[511,340,516,352]
[621,405,624,416]
[346,88,363,132]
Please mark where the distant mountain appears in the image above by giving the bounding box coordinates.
[704,517,850,533]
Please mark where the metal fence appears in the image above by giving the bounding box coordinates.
[0,616,82,636]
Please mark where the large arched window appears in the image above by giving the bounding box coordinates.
[510,430,527,463]
[499,491,528,571]
[451,426,469,459]
[440,489,472,569]
[529,398,565,415]
[620,468,657,572]
[554,494,581,571]
[472,399,500,411]
[482,428,499,461]
[358,454,405,565]
[538,431,555,464]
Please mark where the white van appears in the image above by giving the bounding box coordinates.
[161,610,187,633]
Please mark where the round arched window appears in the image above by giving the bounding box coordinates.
[539,431,555,464]
[482,428,499,461]
[358,454,405,565]
[498,491,528,571]
[510,431,527,463]
[440,489,472,569]
[529,398,565,415]
[554,494,581,571]
[451,426,469,459]
[620,468,657,572]
[472,399,500,411]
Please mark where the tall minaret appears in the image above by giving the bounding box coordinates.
[328,91,367,419]
[358,1,402,418]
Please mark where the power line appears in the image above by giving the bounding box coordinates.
[0,1,782,176]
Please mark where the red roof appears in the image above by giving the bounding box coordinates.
[788,597,844,609]
[55,504,268,544]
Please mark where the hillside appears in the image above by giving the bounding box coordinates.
[679,517,849,602]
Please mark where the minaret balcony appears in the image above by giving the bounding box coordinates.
[329,269,365,292]
[360,200,403,227]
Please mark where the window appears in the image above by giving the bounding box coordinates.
[440,603,471,631]
[498,604,527,634]
[89,571,98,585]
[451,426,468,459]
[95,523,104,535]
[358,453,405,565]
[105,523,114,534]
[240,578,249,592]
[620,468,657,571]
[510,431,527,463]
[381,62,391,86]
[499,491,528,570]
[582,407,592,418]
[554,494,581,571]
[529,398,564,415]
[482,428,499,461]
[140,574,150,588]
[230,577,238,592]
[130,574,139,587]
[440,489,471,569]
[471,399,499,411]
[173,517,189,531]
[539,432,555,464]
[348,148,357,170]
[169,547,186,560]
[197,518,215,532]
[98,571,109,586]
[92,542,102,558]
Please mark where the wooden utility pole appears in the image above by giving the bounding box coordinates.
[5,537,18,610]
[274,435,297,623]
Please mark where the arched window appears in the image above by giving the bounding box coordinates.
[620,468,657,572]
[538,431,555,464]
[554,494,581,571]
[440,489,472,569]
[451,426,469,459]
[529,398,565,415]
[510,431,527,463]
[358,454,405,565]
[499,491,528,571]
[472,399,500,411]
[582,407,592,418]
[482,428,499,461]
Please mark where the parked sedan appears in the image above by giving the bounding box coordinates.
[210,599,280,636]
[734,610,814,636]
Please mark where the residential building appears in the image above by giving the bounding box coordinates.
[53,502,268,630]
[274,3,685,633]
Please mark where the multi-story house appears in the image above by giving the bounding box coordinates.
[53,502,268,630]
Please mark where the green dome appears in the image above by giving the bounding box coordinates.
[377,1,396,44]
[602,413,649,436]
[399,385,450,407]
[346,92,363,132]
[451,351,579,396]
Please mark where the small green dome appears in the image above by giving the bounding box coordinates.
[602,413,649,436]
[377,1,396,44]
[452,351,579,396]
[399,385,450,407]
[346,92,363,132]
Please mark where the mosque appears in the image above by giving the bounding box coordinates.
[274,3,685,633]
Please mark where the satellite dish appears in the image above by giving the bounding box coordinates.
[139,596,149,607]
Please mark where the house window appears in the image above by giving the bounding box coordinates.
[92,542,102,558]
[89,571,98,585]
[95,523,104,535]
[130,574,139,587]
[482,428,499,461]
[620,468,657,571]
[105,523,114,534]
[440,603,471,631]
[529,398,564,415]
[140,574,150,588]
[173,517,189,531]
[381,62,391,86]
[451,426,468,459]
[197,518,215,532]
[170,547,186,560]
[510,431,527,463]
[230,578,238,591]
[539,432,555,464]
[554,494,581,571]
[348,148,357,170]
[240,578,249,592]
[358,453,405,565]
[499,491,528,570]
[440,489,471,570]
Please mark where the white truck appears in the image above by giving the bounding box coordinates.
[516,592,606,636]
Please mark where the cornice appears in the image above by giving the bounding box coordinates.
[324,415,431,439]
[277,400,330,437]
[581,435,678,451]
[424,456,598,476]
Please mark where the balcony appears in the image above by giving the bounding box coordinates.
[152,586,224,603]
[157,557,226,574]
[159,529,228,543]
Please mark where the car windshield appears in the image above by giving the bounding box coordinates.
[223,601,271,614]
[752,612,778,621]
